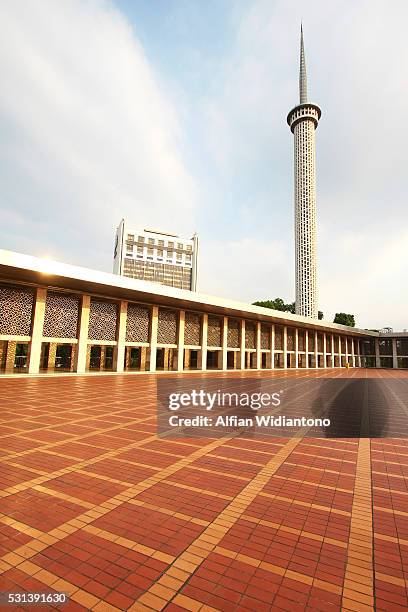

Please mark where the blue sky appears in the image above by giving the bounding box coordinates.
[0,0,407,329]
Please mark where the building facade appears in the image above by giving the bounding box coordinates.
[0,250,406,376]
[287,26,321,319]
[113,220,198,291]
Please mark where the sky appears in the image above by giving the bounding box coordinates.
[0,0,407,330]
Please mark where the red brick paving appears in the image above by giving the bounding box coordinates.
[0,369,407,611]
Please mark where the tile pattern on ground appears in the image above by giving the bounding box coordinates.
[0,369,407,611]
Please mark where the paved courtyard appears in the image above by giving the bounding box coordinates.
[0,369,408,611]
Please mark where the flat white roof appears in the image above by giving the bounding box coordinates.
[0,249,378,337]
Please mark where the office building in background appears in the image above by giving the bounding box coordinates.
[113,220,198,291]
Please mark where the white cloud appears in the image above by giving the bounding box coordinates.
[0,0,197,269]
[198,0,408,329]
[199,236,292,304]
[0,0,407,330]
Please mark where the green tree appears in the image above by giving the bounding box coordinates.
[253,298,293,313]
[334,313,355,327]
[318,311,324,320]
[253,299,324,320]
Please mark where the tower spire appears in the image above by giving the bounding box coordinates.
[299,23,308,104]
[287,26,321,319]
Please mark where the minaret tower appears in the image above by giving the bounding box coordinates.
[287,25,321,319]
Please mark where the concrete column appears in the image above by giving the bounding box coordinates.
[283,326,287,369]
[375,338,381,369]
[295,328,299,369]
[331,334,335,367]
[256,322,261,370]
[392,338,398,369]
[305,330,309,368]
[351,337,356,367]
[115,301,128,373]
[240,320,246,370]
[338,336,342,366]
[76,295,90,373]
[150,306,159,372]
[345,337,349,366]
[5,341,17,373]
[48,343,58,370]
[323,332,327,368]
[125,346,131,370]
[177,310,185,372]
[85,346,91,371]
[222,316,228,371]
[201,314,208,371]
[164,348,172,371]
[100,346,106,371]
[28,288,47,374]
[314,331,318,368]
[0,342,6,371]
[141,346,147,371]
[271,325,275,369]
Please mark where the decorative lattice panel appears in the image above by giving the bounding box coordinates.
[207,316,222,347]
[88,300,118,341]
[274,326,283,350]
[298,331,305,351]
[361,339,375,355]
[43,291,79,338]
[317,333,324,352]
[0,286,34,336]
[245,323,256,349]
[397,339,408,356]
[379,339,392,355]
[326,334,332,353]
[126,304,150,342]
[287,328,295,351]
[309,332,316,353]
[157,309,177,344]
[228,320,240,348]
[261,325,270,350]
[334,336,340,353]
[184,312,201,346]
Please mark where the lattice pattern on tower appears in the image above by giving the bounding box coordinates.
[0,285,34,336]
[184,312,201,346]
[227,319,240,348]
[157,309,177,344]
[207,316,222,347]
[126,304,150,342]
[294,117,318,319]
[88,300,118,341]
[245,322,256,349]
[287,29,321,320]
[43,291,79,338]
